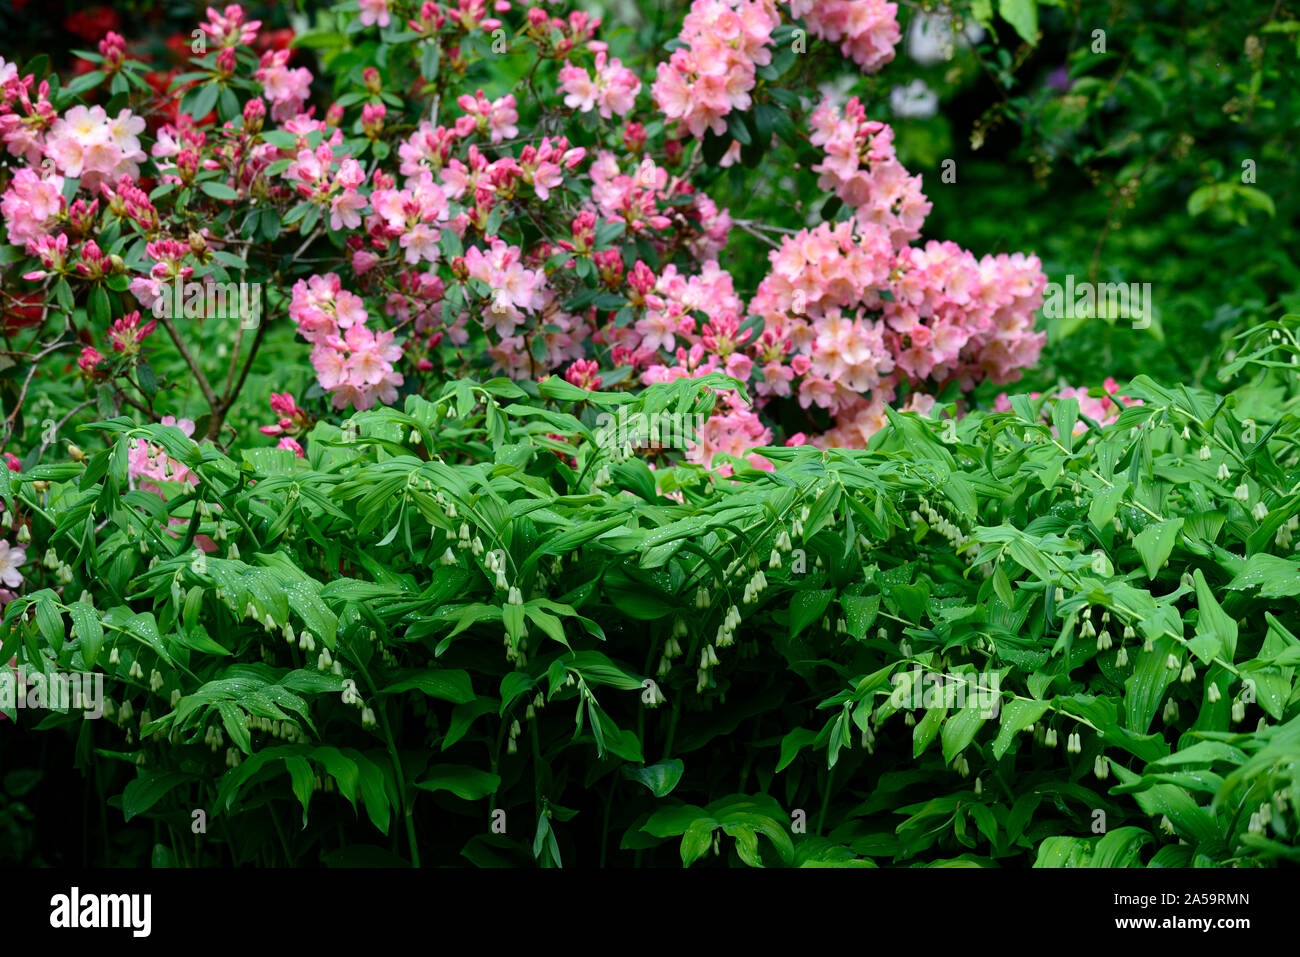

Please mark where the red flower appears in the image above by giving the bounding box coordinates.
[63,5,122,42]
[2,292,45,333]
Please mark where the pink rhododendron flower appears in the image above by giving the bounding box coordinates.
[1,167,64,245]
[201,4,262,47]
[359,0,392,29]
[559,52,642,119]
[45,105,146,191]
[255,50,314,122]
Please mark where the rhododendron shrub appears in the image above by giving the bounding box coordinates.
[0,0,1049,475]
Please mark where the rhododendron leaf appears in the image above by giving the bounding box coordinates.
[999,0,1039,44]
[420,42,440,80]
[182,81,220,121]
[594,221,625,247]
[63,70,106,96]
[87,285,110,325]
[200,182,240,202]
[726,111,752,147]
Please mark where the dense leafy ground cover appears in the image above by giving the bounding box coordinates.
[0,0,1297,867]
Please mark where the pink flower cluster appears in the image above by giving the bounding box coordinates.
[559,52,642,119]
[255,50,313,122]
[788,0,901,72]
[0,66,56,164]
[890,246,1046,387]
[45,105,146,191]
[464,238,548,331]
[652,0,901,140]
[809,97,929,248]
[1,167,64,245]
[359,0,392,29]
[456,90,519,144]
[287,143,368,230]
[290,273,404,410]
[260,392,310,456]
[652,0,779,138]
[591,155,668,231]
[201,4,261,47]
[107,310,157,355]
[128,238,194,310]
[738,215,1046,442]
[368,170,450,263]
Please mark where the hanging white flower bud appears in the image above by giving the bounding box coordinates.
[1115,646,1128,667]
[1216,463,1231,481]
